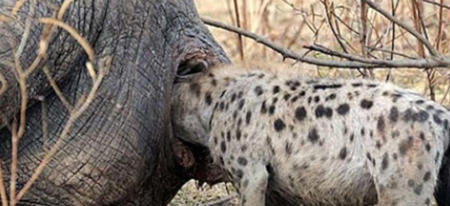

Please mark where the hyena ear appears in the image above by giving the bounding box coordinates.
[175,59,208,83]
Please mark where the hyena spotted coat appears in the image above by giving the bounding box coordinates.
[171,65,450,206]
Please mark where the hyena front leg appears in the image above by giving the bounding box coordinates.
[237,163,269,206]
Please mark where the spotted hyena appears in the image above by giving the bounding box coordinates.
[171,64,450,206]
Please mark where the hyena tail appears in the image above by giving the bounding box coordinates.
[435,141,450,206]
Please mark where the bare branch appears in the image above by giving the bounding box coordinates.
[15,61,107,202]
[42,66,73,111]
[365,0,439,56]
[0,161,7,206]
[39,18,95,62]
[423,0,450,10]
[201,17,450,68]
[0,72,7,96]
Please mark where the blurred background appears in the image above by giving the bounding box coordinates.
[170,0,449,205]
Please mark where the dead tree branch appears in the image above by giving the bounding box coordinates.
[202,17,450,68]
[365,0,439,56]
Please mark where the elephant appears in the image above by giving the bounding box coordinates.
[0,0,228,205]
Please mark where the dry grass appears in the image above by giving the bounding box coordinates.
[170,0,449,205]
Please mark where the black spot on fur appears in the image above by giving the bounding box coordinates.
[389,106,399,122]
[220,141,226,153]
[254,86,263,96]
[238,99,245,110]
[274,119,286,132]
[189,83,201,97]
[315,105,333,118]
[339,147,347,160]
[414,184,423,195]
[236,169,243,179]
[419,132,425,141]
[313,84,342,90]
[231,93,237,103]
[382,153,389,170]
[366,153,373,161]
[269,105,276,115]
[337,104,350,115]
[314,96,320,103]
[350,133,354,142]
[237,157,248,166]
[423,171,431,182]
[295,107,307,121]
[205,92,213,105]
[285,141,293,155]
[403,108,414,121]
[352,83,363,87]
[426,143,431,152]
[283,94,291,101]
[433,114,442,124]
[236,129,242,140]
[261,101,267,114]
[266,136,275,154]
[245,111,252,125]
[360,99,373,109]
[299,91,306,97]
[308,128,320,143]
[237,91,244,99]
[377,116,385,133]
[399,136,414,156]
[413,110,429,122]
[226,131,231,142]
[367,84,377,88]
[416,100,425,104]
[220,90,227,98]
[326,93,336,101]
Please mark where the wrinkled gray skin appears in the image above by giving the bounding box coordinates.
[0,0,228,205]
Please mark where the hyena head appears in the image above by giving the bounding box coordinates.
[171,62,213,146]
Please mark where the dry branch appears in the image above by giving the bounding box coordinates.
[423,0,450,10]
[202,17,450,68]
[365,0,439,56]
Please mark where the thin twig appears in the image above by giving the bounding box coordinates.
[201,17,450,68]
[39,18,95,62]
[435,0,445,51]
[365,0,439,56]
[423,0,450,9]
[42,66,73,111]
[0,72,7,96]
[11,0,28,17]
[16,63,106,202]
[0,161,7,206]
[232,0,244,60]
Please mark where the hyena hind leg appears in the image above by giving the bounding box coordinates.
[372,155,437,206]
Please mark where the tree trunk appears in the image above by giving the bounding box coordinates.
[0,0,229,205]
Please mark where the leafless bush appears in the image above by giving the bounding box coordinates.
[0,0,108,205]
[199,0,450,102]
